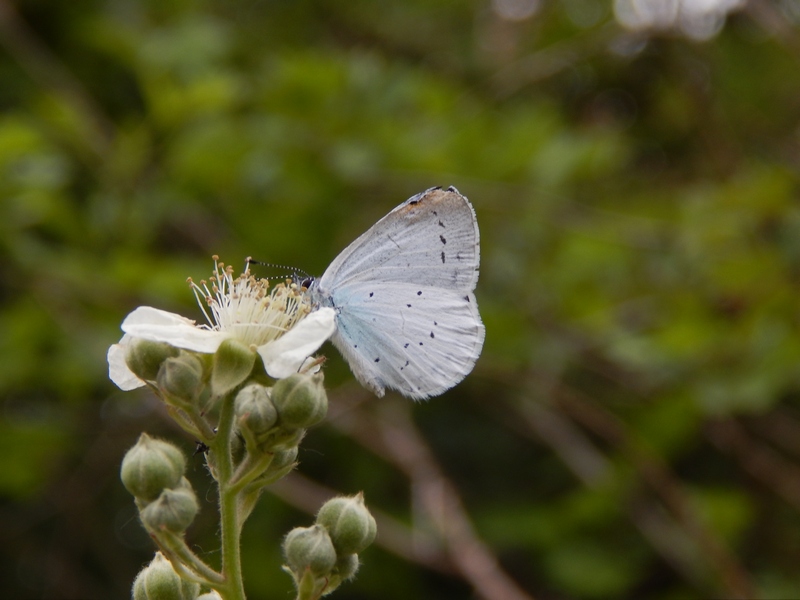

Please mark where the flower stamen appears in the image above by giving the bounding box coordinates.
[188,257,313,348]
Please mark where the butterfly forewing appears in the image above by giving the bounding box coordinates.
[317,187,479,293]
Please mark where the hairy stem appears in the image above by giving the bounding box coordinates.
[213,393,247,600]
[155,530,224,586]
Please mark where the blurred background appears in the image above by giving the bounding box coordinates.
[1,0,800,598]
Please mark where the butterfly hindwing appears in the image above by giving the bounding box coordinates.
[328,281,484,399]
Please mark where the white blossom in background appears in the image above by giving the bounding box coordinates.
[108,258,335,390]
[614,0,747,40]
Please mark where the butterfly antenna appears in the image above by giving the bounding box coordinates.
[246,258,311,286]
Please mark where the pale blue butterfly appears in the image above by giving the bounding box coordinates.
[308,186,485,400]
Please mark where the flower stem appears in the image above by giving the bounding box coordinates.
[155,530,224,585]
[213,393,247,600]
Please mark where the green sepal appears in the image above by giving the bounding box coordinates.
[211,338,256,397]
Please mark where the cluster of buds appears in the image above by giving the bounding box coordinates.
[283,493,377,598]
[209,371,329,516]
[121,435,204,600]
[131,553,225,600]
[111,260,374,599]
[121,433,198,534]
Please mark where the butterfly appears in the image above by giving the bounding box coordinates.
[308,186,485,400]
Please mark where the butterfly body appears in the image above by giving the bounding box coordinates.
[309,186,484,400]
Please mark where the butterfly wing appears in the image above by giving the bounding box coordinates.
[314,186,484,399]
[317,187,480,293]
[327,281,484,399]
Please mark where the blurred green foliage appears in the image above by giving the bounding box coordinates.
[2,0,800,598]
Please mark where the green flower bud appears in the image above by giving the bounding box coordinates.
[316,493,377,555]
[271,373,327,429]
[211,338,256,397]
[126,339,180,382]
[140,485,199,533]
[269,427,305,452]
[269,446,299,472]
[132,552,199,600]
[121,433,186,502]
[157,352,204,401]
[334,553,360,581]
[283,524,337,576]
[253,446,299,486]
[320,553,360,596]
[235,384,278,437]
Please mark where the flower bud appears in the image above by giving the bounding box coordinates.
[140,484,199,533]
[157,352,204,401]
[334,553,360,581]
[316,493,377,555]
[132,552,199,600]
[235,384,278,437]
[253,446,299,486]
[318,552,360,596]
[271,373,327,429]
[121,433,186,502]
[269,427,305,452]
[126,339,180,382]
[283,524,337,576]
[269,446,299,472]
[211,338,256,396]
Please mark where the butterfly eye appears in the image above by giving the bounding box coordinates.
[300,277,315,290]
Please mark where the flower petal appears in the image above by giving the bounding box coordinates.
[107,335,146,390]
[258,308,335,379]
[121,306,225,353]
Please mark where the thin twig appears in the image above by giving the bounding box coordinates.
[0,0,114,157]
[556,388,757,600]
[708,418,800,512]
[326,389,534,600]
[270,472,454,575]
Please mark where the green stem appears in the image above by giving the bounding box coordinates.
[155,530,224,585]
[213,393,247,600]
[229,451,274,495]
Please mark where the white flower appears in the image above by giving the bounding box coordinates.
[108,258,335,391]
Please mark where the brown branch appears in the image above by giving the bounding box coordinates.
[707,418,800,512]
[269,472,454,575]
[327,388,535,600]
[503,395,720,589]
[0,0,114,157]
[555,388,758,600]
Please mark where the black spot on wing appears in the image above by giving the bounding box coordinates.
[430,331,435,338]
[404,343,409,348]
[374,357,380,363]
[438,220,445,227]
[369,292,373,297]
[441,251,446,264]
[406,303,411,308]
[440,235,446,244]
